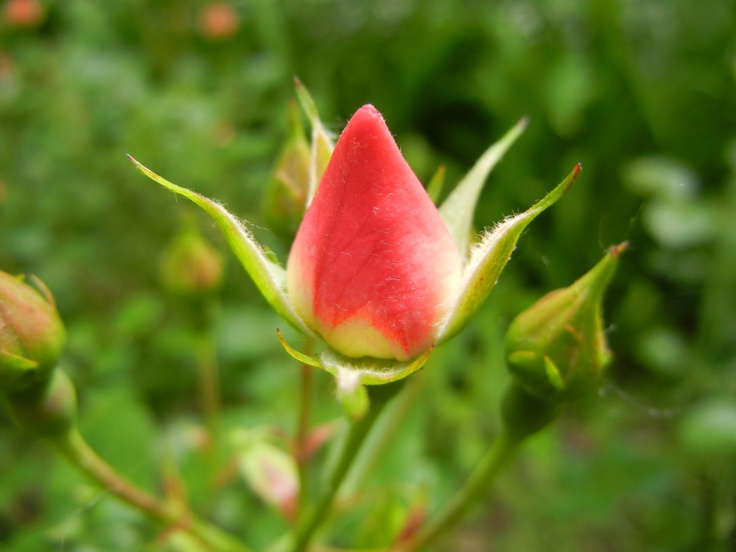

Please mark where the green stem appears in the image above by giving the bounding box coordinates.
[395,384,557,552]
[290,381,404,552]
[295,358,314,518]
[195,322,222,485]
[396,429,522,552]
[48,428,252,552]
[341,371,425,496]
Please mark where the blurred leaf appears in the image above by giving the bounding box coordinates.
[679,400,736,457]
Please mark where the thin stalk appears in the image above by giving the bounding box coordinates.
[394,429,522,552]
[48,428,252,552]
[395,383,557,552]
[195,324,222,474]
[290,381,403,552]
[295,355,314,518]
[341,370,425,496]
[194,301,222,449]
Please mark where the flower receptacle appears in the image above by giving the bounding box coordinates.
[2,368,78,440]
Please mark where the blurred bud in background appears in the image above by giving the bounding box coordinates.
[2,0,44,28]
[159,229,224,300]
[263,101,311,245]
[0,271,66,395]
[505,243,627,403]
[198,2,239,40]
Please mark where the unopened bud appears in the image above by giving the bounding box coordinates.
[0,271,66,395]
[263,102,311,245]
[505,243,627,402]
[160,231,223,298]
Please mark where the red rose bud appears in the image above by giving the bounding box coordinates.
[159,231,224,298]
[0,271,66,395]
[287,106,462,361]
[132,84,574,385]
[263,102,312,244]
[505,243,627,402]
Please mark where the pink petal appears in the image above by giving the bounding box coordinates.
[287,105,461,360]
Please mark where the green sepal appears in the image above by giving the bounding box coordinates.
[439,118,527,256]
[543,356,565,391]
[426,165,446,205]
[129,156,313,337]
[276,329,321,368]
[294,79,334,205]
[263,101,311,244]
[0,350,39,371]
[277,331,434,386]
[438,164,580,342]
[319,347,434,386]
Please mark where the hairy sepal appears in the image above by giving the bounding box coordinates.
[129,156,312,336]
[438,164,581,342]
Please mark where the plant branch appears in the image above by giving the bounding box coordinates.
[48,428,252,552]
[290,381,404,552]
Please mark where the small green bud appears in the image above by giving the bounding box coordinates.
[2,368,78,440]
[505,243,627,402]
[0,271,66,395]
[160,231,224,298]
[262,101,311,245]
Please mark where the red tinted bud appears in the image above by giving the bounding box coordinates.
[287,106,462,361]
[0,271,66,394]
[159,231,224,298]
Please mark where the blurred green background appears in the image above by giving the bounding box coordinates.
[1,0,736,550]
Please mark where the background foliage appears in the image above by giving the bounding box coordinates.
[1,0,736,550]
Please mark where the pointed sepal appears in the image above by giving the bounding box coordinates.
[426,165,446,205]
[439,118,528,256]
[319,347,434,385]
[263,101,312,244]
[438,164,580,342]
[129,156,313,336]
[276,330,434,387]
[294,79,334,206]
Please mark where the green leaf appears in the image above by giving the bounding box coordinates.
[438,164,580,342]
[129,156,312,336]
[439,118,527,256]
[294,79,334,205]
